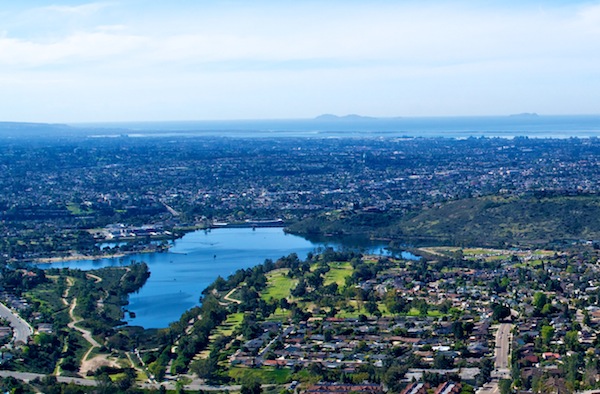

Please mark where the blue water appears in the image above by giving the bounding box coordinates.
[77,115,600,139]
[38,228,411,328]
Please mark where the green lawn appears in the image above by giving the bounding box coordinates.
[27,285,65,313]
[66,202,83,215]
[323,262,352,287]
[407,308,444,318]
[197,312,245,359]
[261,269,297,301]
[513,259,544,268]
[463,248,501,255]
[531,250,555,256]
[229,366,292,384]
[335,300,394,318]
[266,307,290,322]
[214,312,244,337]
[66,202,94,215]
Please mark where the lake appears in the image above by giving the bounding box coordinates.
[38,227,414,328]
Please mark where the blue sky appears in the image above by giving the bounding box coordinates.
[1,1,599,122]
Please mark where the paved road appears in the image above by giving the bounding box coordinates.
[478,381,500,394]
[0,302,33,345]
[0,370,244,391]
[493,323,512,379]
[0,371,97,386]
[477,323,513,394]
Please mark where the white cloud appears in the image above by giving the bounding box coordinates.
[37,2,113,16]
[3,2,600,69]
[1,1,599,121]
[0,31,146,67]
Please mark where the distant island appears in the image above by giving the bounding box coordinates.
[508,112,539,117]
[314,114,379,121]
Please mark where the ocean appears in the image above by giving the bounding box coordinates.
[77,115,600,139]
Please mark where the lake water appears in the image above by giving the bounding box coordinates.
[38,227,414,329]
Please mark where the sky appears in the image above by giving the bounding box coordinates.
[0,0,599,123]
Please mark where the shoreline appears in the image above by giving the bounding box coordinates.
[30,224,288,265]
[30,247,171,265]
[33,253,129,264]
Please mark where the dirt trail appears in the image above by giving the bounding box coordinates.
[86,273,102,283]
[223,288,242,304]
[61,276,119,375]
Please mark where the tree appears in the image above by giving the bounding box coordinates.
[434,353,455,369]
[384,291,407,315]
[460,384,475,394]
[477,358,494,386]
[115,368,136,391]
[533,292,548,313]
[565,330,579,352]
[584,310,592,326]
[492,303,511,321]
[499,379,512,394]
[452,321,466,340]
[439,299,453,314]
[94,372,115,394]
[291,279,307,297]
[148,361,166,381]
[564,353,584,388]
[382,365,407,392]
[541,325,554,346]
[365,300,379,316]
[213,276,227,291]
[191,357,218,380]
[241,381,262,394]
[418,300,430,316]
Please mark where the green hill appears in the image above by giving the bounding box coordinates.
[287,194,600,247]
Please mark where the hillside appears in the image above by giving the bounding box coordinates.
[287,194,600,247]
[0,121,74,138]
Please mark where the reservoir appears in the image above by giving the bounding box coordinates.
[38,227,414,328]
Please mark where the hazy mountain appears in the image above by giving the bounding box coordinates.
[509,112,539,117]
[0,121,75,138]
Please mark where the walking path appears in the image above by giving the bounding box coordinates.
[60,275,119,376]
[223,288,242,304]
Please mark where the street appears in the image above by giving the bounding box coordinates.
[477,323,513,394]
[0,370,245,391]
[493,323,512,378]
[0,302,33,345]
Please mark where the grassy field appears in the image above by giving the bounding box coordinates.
[261,269,297,301]
[66,202,94,215]
[323,262,352,287]
[210,313,244,348]
[406,308,444,318]
[27,281,67,314]
[420,247,556,265]
[197,312,245,359]
[215,312,244,336]
[267,307,290,322]
[228,366,292,384]
[335,300,395,319]
[26,275,70,328]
